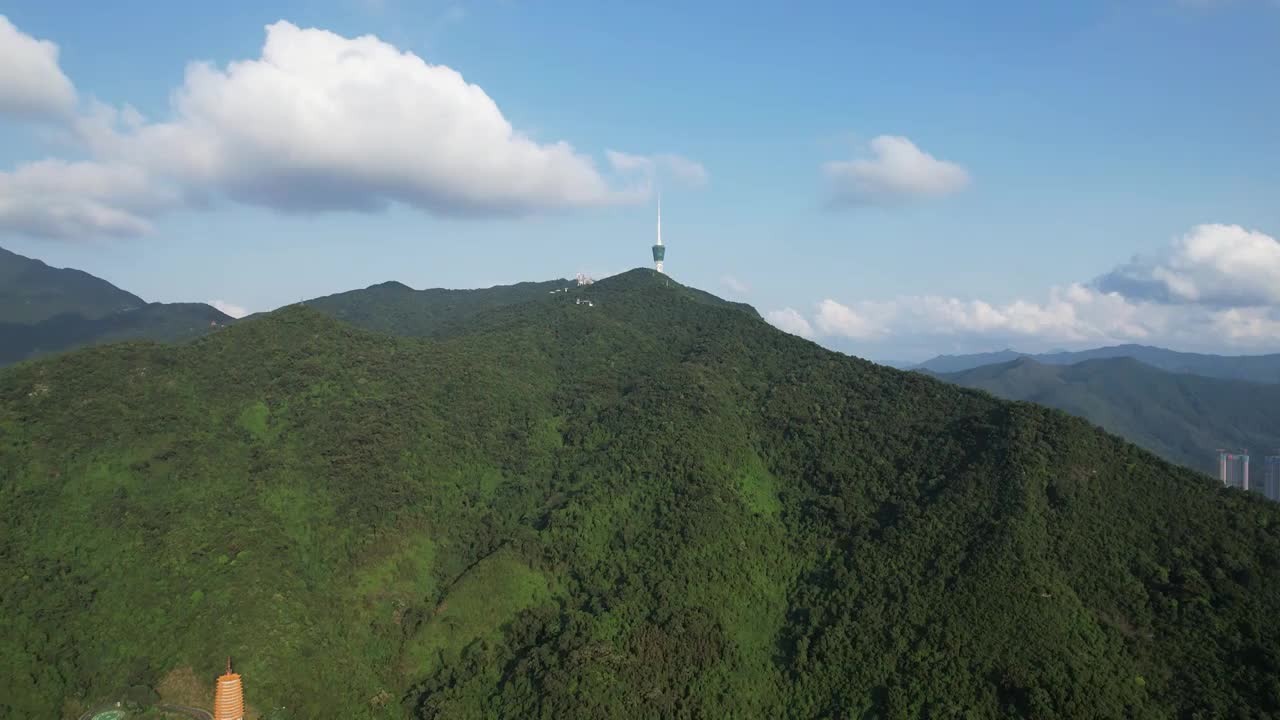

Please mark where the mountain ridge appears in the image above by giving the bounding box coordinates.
[0,246,235,366]
[0,245,145,324]
[4,272,1280,718]
[915,343,1280,383]
[930,356,1280,476]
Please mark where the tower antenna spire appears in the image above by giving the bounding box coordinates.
[651,194,666,274]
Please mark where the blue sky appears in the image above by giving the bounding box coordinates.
[0,0,1277,361]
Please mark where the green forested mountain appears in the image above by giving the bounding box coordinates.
[0,303,232,366]
[0,245,144,323]
[302,278,575,337]
[917,344,1280,384]
[302,274,761,340]
[3,270,1280,719]
[931,357,1280,476]
[0,246,232,366]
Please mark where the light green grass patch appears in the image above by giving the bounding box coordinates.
[532,415,565,450]
[354,533,438,603]
[237,400,270,439]
[736,452,781,517]
[405,547,553,675]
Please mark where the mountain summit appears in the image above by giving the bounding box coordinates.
[2,271,1279,718]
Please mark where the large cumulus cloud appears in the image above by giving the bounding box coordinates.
[1095,224,1280,307]
[0,19,700,240]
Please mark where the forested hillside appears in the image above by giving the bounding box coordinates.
[303,278,574,337]
[0,245,144,323]
[0,303,232,366]
[932,357,1280,476]
[0,246,233,366]
[3,270,1279,719]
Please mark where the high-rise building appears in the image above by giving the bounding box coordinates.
[1218,450,1250,491]
[652,197,665,274]
[1264,453,1280,501]
[214,657,245,720]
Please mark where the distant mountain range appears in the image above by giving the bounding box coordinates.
[915,344,1280,384]
[929,356,1280,476]
[0,246,233,365]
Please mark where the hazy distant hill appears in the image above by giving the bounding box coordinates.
[4,269,1280,719]
[913,349,1026,373]
[0,245,144,323]
[932,356,1280,475]
[0,303,232,365]
[0,246,232,366]
[917,344,1280,384]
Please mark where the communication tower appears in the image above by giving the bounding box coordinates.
[652,196,666,274]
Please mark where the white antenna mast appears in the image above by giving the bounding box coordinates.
[652,193,666,273]
[657,194,663,247]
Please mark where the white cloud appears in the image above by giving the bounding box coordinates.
[807,285,1158,345]
[771,223,1280,357]
[721,275,748,294]
[209,299,249,318]
[660,154,710,187]
[824,135,970,207]
[1095,224,1280,307]
[766,308,815,339]
[3,20,690,240]
[0,160,179,239]
[606,150,709,188]
[0,15,77,120]
[815,298,881,338]
[92,21,639,215]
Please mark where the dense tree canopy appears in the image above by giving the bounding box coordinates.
[2,269,1279,719]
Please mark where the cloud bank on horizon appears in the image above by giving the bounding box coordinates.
[0,18,704,240]
[768,224,1280,357]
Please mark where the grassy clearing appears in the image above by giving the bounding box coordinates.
[404,547,554,676]
[736,452,781,517]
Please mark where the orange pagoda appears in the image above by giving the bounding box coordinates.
[214,657,245,720]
